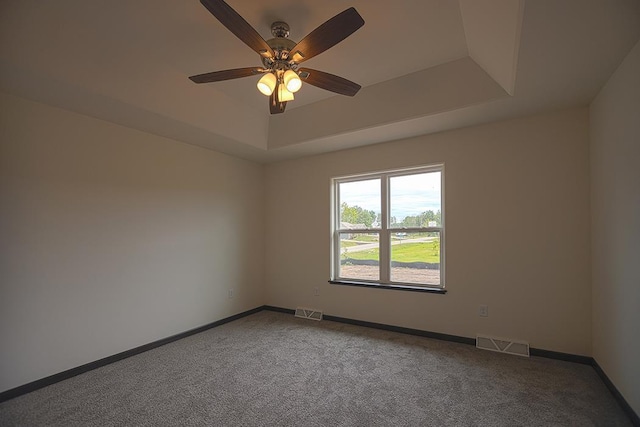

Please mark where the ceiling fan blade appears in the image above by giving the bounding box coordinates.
[200,0,274,58]
[298,68,361,96]
[269,84,287,114]
[189,67,263,83]
[288,7,364,64]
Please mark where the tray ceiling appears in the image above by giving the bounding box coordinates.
[1,0,639,162]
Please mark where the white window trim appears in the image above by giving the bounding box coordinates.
[330,164,445,291]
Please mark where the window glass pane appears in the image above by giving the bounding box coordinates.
[339,232,379,281]
[390,231,440,285]
[389,172,441,229]
[339,179,381,229]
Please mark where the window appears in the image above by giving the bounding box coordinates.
[330,165,444,291]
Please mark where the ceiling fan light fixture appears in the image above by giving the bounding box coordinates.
[283,69,302,93]
[189,1,365,114]
[257,72,277,96]
[278,84,295,102]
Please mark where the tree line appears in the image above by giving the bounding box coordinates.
[341,202,441,228]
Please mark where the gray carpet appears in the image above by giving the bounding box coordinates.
[0,310,631,426]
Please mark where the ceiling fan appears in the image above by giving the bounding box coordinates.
[189,0,365,114]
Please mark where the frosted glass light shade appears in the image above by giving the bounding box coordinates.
[278,84,295,102]
[283,69,302,93]
[257,73,277,96]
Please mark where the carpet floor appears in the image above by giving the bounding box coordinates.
[0,310,632,426]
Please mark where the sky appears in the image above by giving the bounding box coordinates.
[339,172,441,220]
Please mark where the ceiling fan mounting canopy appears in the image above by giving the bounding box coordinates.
[189,0,365,114]
[270,21,290,38]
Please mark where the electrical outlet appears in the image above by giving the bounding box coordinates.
[314,287,320,296]
[228,289,234,299]
[479,305,488,317]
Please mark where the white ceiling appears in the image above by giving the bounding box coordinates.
[1,0,639,162]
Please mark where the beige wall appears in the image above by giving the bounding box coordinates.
[265,108,591,355]
[590,40,640,414]
[0,92,265,393]
[1,39,636,410]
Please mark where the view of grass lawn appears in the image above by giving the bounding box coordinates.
[340,241,360,247]
[344,248,379,261]
[347,241,440,263]
[392,242,440,263]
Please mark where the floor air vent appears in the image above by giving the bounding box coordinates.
[294,307,323,321]
[476,334,530,357]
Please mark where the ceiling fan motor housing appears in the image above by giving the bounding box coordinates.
[266,37,296,59]
[262,21,298,70]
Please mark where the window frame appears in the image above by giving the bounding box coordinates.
[330,164,445,292]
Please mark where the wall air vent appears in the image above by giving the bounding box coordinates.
[294,307,323,321]
[476,334,530,357]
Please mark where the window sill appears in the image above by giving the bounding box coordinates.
[328,280,447,294]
